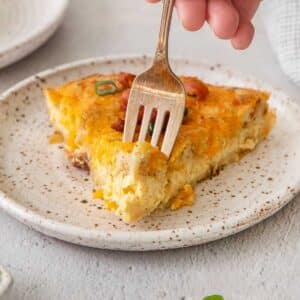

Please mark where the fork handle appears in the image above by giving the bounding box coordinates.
[155,0,175,63]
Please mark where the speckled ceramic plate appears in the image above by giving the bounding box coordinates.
[0,266,12,297]
[0,0,68,69]
[0,56,299,251]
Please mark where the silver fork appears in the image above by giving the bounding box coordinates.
[122,0,186,157]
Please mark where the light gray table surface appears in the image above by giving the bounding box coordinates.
[0,1,299,299]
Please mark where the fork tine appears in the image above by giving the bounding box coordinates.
[151,109,166,147]
[123,0,186,155]
[123,95,140,142]
[161,110,183,156]
[138,105,153,142]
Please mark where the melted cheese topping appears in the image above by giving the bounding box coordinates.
[45,75,270,162]
[170,184,195,210]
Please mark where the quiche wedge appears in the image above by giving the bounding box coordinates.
[44,72,275,222]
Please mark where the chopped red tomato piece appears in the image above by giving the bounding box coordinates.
[182,78,209,100]
[120,89,130,111]
[118,72,135,89]
[111,118,125,132]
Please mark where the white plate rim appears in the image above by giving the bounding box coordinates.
[0,266,12,297]
[0,0,69,69]
[0,55,299,251]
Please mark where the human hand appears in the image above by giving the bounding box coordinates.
[147,0,261,49]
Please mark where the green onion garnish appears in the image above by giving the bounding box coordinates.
[148,121,155,136]
[203,295,224,300]
[95,80,118,96]
[184,107,188,117]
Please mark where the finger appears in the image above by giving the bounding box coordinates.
[232,0,261,20]
[176,0,207,31]
[147,0,160,2]
[231,21,254,50]
[207,0,239,39]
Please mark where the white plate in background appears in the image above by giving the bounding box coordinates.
[0,266,12,297]
[0,56,299,251]
[0,0,69,69]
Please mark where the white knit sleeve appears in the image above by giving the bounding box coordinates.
[260,0,300,85]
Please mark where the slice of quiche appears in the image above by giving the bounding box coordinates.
[44,72,275,222]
